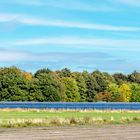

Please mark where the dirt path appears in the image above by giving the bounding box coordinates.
[0,125,140,140]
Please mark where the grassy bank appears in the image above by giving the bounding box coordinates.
[0,109,140,127]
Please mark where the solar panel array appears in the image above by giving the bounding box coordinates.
[0,102,140,110]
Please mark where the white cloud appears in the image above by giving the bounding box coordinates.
[1,0,115,12]
[44,0,115,12]
[0,49,56,62]
[0,48,137,73]
[1,0,43,6]
[0,50,30,61]
[113,0,140,7]
[0,13,139,31]
[4,37,140,51]
[0,48,110,63]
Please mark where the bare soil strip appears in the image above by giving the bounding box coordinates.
[0,125,140,140]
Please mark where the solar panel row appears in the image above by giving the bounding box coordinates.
[0,102,140,110]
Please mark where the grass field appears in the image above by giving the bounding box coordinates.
[0,109,140,127]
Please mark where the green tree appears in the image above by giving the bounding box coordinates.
[82,72,98,102]
[128,71,140,84]
[49,72,66,101]
[28,78,45,101]
[107,83,119,102]
[92,70,109,92]
[130,83,140,102]
[59,68,71,77]
[0,67,29,101]
[62,77,80,102]
[102,72,115,84]
[35,72,63,102]
[72,72,86,102]
[34,68,51,78]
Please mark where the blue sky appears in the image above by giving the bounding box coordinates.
[0,0,140,73]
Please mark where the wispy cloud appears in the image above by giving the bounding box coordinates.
[1,0,116,12]
[113,0,140,7]
[0,37,140,51]
[10,37,140,51]
[0,13,139,31]
[1,0,43,6]
[0,49,136,73]
[43,0,116,12]
[0,48,118,72]
[0,49,30,61]
[0,48,112,62]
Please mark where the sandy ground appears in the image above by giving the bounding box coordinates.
[0,125,140,140]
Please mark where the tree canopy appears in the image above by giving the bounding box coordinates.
[0,67,140,102]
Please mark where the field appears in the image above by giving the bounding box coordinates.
[0,109,140,127]
[1,109,140,139]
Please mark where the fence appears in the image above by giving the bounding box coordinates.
[0,102,140,110]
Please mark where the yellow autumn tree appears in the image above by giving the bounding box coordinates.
[118,83,132,102]
[22,72,32,81]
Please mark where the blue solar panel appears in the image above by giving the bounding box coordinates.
[0,102,140,110]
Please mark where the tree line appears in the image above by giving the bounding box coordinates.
[0,67,140,102]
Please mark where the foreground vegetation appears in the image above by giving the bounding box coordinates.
[0,109,140,127]
[1,66,140,102]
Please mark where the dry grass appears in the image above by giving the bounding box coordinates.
[0,116,140,128]
[0,109,140,127]
[1,108,140,113]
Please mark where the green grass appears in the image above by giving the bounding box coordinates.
[0,109,140,127]
[0,109,140,120]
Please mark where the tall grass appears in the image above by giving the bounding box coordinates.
[0,109,140,127]
[1,116,140,128]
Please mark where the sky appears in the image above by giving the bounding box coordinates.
[0,0,140,73]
